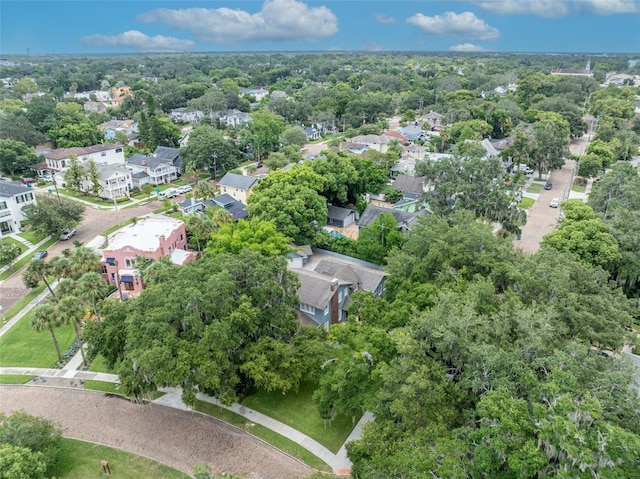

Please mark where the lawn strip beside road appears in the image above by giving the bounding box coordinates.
[243,380,359,453]
[195,399,332,473]
[1,283,46,322]
[0,375,34,384]
[0,237,57,281]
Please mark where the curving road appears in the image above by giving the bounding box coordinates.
[0,385,312,479]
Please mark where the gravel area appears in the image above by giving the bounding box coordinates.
[0,385,312,479]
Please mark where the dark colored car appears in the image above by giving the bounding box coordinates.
[32,250,48,260]
[544,182,553,190]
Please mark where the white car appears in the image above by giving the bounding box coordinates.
[550,198,560,208]
[177,185,192,194]
[60,228,76,240]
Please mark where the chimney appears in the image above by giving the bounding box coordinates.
[141,159,146,166]
[330,278,339,291]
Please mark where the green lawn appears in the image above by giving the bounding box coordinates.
[0,374,34,384]
[17,229,48,244]
[572,184,586,193]
[153,207,166,214]
[0,237,57,281]
[526,182,544,193]
[0,308,76,368]
[48,438,189,479]
[242,381,360,453]
[519,197,535,209]
[88,354,114,373]
[84,380,120,394]
[0,236,27,252]
[195,400,331,473]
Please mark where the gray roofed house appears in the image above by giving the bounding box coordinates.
[327,205,357,228]
[153,146,182,169]
[127,152,179,186]
[391,175,425,196]
[217,173,259,205]
[204,193,248,221]
[358,205,426,230]
[288,248,388,328]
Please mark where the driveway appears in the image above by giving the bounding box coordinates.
[0,193,161,312]
[0,385,312,479]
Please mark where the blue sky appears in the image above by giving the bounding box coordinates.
[1,1,639,55]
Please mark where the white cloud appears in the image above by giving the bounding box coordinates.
[581,0,640,15]
[450,43,487,52]
[407,11,500,41]
[472,0,638,17]
[375,14,396,24]
[474,0,570,18]
[136,0,338,44]
[79,30,195,52]
[364,40,387,51]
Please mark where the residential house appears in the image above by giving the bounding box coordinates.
[358,204,426,232]
[110,85,133,107]
[32,144,125,178]
[327,205,357,228]
[479,138,500,160]
[0,180,37,234]
[216,172,258,205]
[350,134,391,153]
[86,163,132,200]
[270,90,288,99]
[288,248,387,328]
[84,101,108,113]
[390,175,426,212]
[179,197,205,216]
[153,146,182,171]
[203,194,248,221]
[339,142,369,155]
[100,215,195,298]
[128,153,178,187]
[213,109,251,127]
[240,87,269,101]
[98,119,137,141]
[384,130,409,145]
[303,126,321,141]
[170,108,204,123]
[421,110,443,129]
[396,125,426,142]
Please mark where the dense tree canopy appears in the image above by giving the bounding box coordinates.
[23,194,85,237]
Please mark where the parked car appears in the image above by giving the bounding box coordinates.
[517,164,534,175]
[32,250,48,260]
[544,182,553,190]
[550,198,560,208]
[21,177,37,184]
[177,185,192,194]
[59,228,76,240]
[41,175,53,182]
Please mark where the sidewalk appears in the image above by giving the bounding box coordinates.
[0,235,52,279]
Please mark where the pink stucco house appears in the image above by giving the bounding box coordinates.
[100,215,195,297]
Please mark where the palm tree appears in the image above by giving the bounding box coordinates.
[77,272,110,321]
[23,259,57,301]
[48,256,70,281]
[57,296,87,367]
[66,246,101,278]
[30,302,63,364]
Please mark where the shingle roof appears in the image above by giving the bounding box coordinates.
[217,173,258,191]
[391,175,425,195]
[43,144,122,160]
[358,205,422,228]
[128,154,173,170]
[293,269,337,309]
[327,205,356,221]
[0,180,31,198]
[96,163,129,181]
[314,258,387,293]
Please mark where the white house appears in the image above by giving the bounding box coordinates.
[170,108,204,123]
[34,144,125,177]
[89,163,132,200]
[0,180,37,234]
[127,153,178,186]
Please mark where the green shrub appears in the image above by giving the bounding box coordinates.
[115,196,129,203]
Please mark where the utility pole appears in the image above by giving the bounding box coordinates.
[212,152,217,180]
[419,98,424,116]
[362,113,366,126]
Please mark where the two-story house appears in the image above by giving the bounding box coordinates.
[128,152,179,187]
[100,215,195,298]
[86,163,132,199]
[0,180,37,234]
[216,172,258,205]
[288,248,387,328]
[98,119,137,141]
[33,144,125,178]
[170,108,204,123]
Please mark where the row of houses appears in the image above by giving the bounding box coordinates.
[30,144,182,200]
